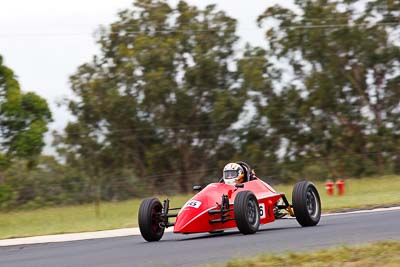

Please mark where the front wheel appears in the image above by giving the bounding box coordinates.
[234,191,260,234]
[292,181,321,227]
[138,197,165,241]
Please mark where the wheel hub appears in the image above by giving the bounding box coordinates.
[306,189,318,218]
[247,199,258,226]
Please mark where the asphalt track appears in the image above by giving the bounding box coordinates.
[1,209,399,267]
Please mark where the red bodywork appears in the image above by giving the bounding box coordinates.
[173,178,282,234]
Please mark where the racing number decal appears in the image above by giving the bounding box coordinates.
[184,200,202,209]
[259,203,266,219]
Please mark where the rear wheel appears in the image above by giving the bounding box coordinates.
[138,198,165,241]
[292,181,321,226]
[234,191,260,234]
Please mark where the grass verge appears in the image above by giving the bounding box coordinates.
[0,194,191,240]
[0,175,399,239]
[214,241,400,267]
[273,175,400,211]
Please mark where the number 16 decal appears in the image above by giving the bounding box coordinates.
[259,203,266,219]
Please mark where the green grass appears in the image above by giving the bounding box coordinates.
[274,175,400,211]
[0,175,399,239]
[213,241,400,267]
[0,194,191,239]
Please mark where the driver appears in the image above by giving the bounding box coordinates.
[222,163,245,185]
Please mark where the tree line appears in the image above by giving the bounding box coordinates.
[1,0,399,210]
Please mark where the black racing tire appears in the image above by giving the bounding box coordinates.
[234,191,260,235]
[138,197,165,242]
[292,181,321,227]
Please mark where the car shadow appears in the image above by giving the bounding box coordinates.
[175,224,308,242]
[177,231,239,241]
[136,220,326,244]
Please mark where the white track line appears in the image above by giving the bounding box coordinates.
[323,206,400,216]
[0,206,399,247]
[0,228,174,247]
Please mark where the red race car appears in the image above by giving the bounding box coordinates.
[138,161,321,242]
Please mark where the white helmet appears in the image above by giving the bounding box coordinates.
[223,163,245,185]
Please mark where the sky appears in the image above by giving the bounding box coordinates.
[0,0,290,153]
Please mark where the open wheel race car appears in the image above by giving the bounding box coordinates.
[138,162,321,242]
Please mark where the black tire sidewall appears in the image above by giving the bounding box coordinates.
[292,181,321,227]
[138,197,165,241]
[234,191,260,234]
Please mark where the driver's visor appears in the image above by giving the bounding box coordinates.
[223,170,238,179]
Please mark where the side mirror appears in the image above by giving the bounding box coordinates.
[193,185,203,191]
[235,183,244,188]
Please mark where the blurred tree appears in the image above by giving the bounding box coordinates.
[0,55,52,209]
[0,155,86,210]
[255,0,400,178]
[234,46,280,179]
[59,0,248,195]
[0,55,52,168]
